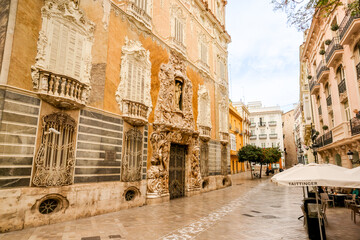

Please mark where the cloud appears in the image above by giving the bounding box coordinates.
[226,0,303,111]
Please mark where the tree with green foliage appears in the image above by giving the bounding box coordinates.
[237,144,264,178]
[271,0,360,31]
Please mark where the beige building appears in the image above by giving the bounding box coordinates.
[301,0,360,168]
[282,110,297,168]
[0,0,231,232]
[233,100,251,146]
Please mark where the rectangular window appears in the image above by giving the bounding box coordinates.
[134,0,147,11]
[230,134,236,151]
[49,20,84,80]
[201,42,207,63]
[175,18,183,44]
[344,101,351,121]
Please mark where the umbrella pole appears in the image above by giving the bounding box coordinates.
[315,187,324,240]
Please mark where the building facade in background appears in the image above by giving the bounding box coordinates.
[233,100,251,146]
[229,102,247,174]
[247,101,285,168]
[301,0,360,168]
[0,0,231,232]
[282,109,297,168]
[293,105,305,165]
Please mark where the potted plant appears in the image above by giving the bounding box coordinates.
[322,125,329,131]
[325,39,332,45]
[331,23,339,31]
[307,75,312,80]
[319,49,326,55]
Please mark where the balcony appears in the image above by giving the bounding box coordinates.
[269,133,277,139]
[316,60,330,84]
[258,122,266,127]
[34,69,90,109]
[268,121,277,126]
[326,95,333,113]
[309,78,320,95]
[339,11,360,45]
[315,136,323,148]
[250,122,256,128]
[325,37,343,67]
[250,135,257,140]
[199,125,211,142]
[127,1,152,30]
[121,99,149,126]
[219,131,229,145]
[323,131,333,146]
[338,79,348,103]
[259,134,267,139]
[350,117,360,136]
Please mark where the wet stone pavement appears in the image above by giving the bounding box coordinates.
[1,177,359,240]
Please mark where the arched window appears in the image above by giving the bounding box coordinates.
[336,65,345,84]
[33,113,76,187]
[121,129,143,182]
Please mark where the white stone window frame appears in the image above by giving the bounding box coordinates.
[116,37,152,119]
[230,133,236,151]
[170,5,186,54]
[218,95,228,133]
[197,85,212,129]
[199,33,208,65]
[217,53,227,81]
[32,0,95,85]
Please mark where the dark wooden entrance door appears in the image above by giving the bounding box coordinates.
[169,144,186,199]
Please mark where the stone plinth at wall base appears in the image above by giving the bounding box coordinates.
[146,194,170,205]
[185,188,201,197]
[0,181,147,233]
[200,175,232,193]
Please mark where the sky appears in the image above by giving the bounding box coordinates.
[226,0,304,112]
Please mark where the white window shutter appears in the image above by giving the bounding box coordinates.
[49,21,61,71]
[127,60,133,100]
[74,33,83,79]
[66,29,76,77]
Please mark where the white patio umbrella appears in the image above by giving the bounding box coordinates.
[271,163,360,240]
[272,163,360,188]
[271,164,303,182]
[346,166,360,175]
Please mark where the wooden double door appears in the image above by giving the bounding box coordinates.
[169,144,186,199]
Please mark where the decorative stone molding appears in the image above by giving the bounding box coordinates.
[153,51,194,130]
[197,85,211,141]
[339,91,348,103]
[126,0,152,31]
[102,0,111,30]
[31,0,95,109]
[147,51,200,199]
[116,37,152,126]
[218,94,228,141]
[170,4,187,57]
[33,112,76,187]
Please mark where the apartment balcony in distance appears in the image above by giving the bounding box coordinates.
[316,60,330,84]
[259,134,267,139]
[199,125,211,142]
[268,121,277,126]
[350,117,360,136]
[219,131,229,145]
[325,37,343,67]
[326,95,333,113]
[126,1,152,30]
[269,133,277,139]
[338,79,348,103]
[250,122,256,128]
[339,11,360,45]
[309,78,320,95]
[249,135,256,140]
[323,131,333,146]
[258,122,266,127]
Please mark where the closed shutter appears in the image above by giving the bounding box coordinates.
[127,60,133,100]
[49,21,61,71]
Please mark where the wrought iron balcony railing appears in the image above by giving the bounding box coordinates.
[350,117,360,136]
[323,131,333,146]
[269,133,277,139]
[259,134,267,139]
[268,121,277,126]
[309,78,319,93]
[315,136,323,148]
[325,37,343,64]
[250,122,256,127]
[357,62,360,80]
[339,11,360,40]
[338,79,347,94]
[316,60,330,80]
[326,95,332,106]
[250,135,257,140]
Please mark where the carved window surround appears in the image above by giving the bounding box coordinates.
[125,0,152,31]
[116,37,152,126]
[170,5,187,57]
[198,85,211,141]
[31,0,95,110]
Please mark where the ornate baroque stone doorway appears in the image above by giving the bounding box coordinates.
[146,51,201,203]
[169,144,186,199]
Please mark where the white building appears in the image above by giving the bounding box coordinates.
[247,101,285,167]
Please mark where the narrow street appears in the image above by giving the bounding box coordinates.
[0,178,306,240]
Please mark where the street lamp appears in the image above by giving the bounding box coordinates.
[347,150,354,161]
